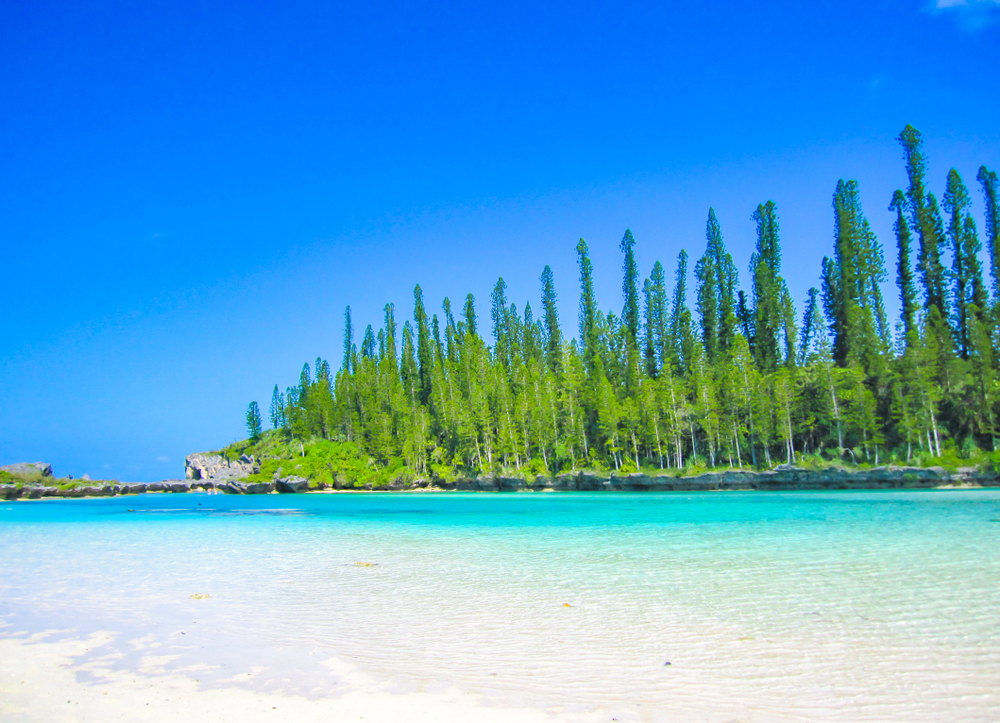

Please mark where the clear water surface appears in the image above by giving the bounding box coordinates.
[2,490,999,722]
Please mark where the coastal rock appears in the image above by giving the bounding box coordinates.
[577,473,608,491]
[472,475,527,491]
[551,473,578,490]
[185,453,256,482]
[161,480,192,493]
[0,484,21,500]
[496,476,526,491]
[275,476,310,493]
[0,462,53,479]
[80,485,114,497]
[217,481,274,494]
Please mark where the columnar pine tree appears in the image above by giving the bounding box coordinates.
[577,239,598,372]
[643,278,656,377]
[798,288,824,364]
[361,325,376,358]
[342,306,354,372]
[667,251,694,374]
[383,303,397,364]
[822,180,890,373]
[620,230,640,348]
[647,261,668,374]
[400,321,418,403]
[944,168,986,357]
[620,229,641,391]
[490,277,510,367]
[891,190,918,346]
[977,166,1000,301]
[899,126,950,323]
[695,208,739,363]
[442,297,458,363]
[463,293,478,337]
[246,401,262,441]
[269,385,285,429]
[414,285,433,404]
[540,265,562,371]
[749,201,790,373]
[695,248,718,364]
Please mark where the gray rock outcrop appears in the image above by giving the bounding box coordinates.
[185,453,257,482]
[275,476,310,493]
[216,481,275,494]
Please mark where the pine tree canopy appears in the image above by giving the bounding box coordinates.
[242,126,1000,483]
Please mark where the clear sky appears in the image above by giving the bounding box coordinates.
[2,0,998,481]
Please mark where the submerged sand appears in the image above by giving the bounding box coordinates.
[4,491,999,722]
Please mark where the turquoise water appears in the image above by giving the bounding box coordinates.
[3,490,1000,721]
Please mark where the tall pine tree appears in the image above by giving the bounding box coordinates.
[977,166,1000,302]
[577,239,598,372]
[620,229,640,390]
[944,168,986,357]
[899,125,949,322]
[668,250,695,374]
[822,180,890,372]
[540,265,562,371]
[891,190,918,346]
[342,306,354,372]
[413,285,432,404]
[749,201,790,373]
[383,302,397,364]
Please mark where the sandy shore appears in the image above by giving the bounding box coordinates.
[0,632,588,723]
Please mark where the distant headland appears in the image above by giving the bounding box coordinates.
[8,126,1000,499]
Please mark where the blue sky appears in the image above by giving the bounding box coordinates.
[1,0,998,481]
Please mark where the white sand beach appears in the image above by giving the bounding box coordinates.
[0,632,578,723]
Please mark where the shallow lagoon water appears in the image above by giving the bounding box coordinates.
[2,490,999,721]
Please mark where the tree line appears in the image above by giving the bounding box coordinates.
[247,126,1000,478]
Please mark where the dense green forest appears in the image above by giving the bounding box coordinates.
[236,126,1000,485]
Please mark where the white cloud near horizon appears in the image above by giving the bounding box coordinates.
[155,456,169,462]
[930,0,1000,29]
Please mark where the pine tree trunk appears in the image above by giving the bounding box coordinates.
[733,422,742,468]
[828,365,843,449]
[932,414,942,457]
[654,419,664,469]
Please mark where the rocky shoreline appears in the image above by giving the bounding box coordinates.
[2,457,998,500]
